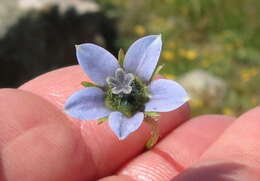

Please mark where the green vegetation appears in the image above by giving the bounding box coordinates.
[95,0,260,116]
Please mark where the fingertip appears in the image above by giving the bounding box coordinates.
[0,88,93,181]
[159,103,190,137]
[173,162,260,181]
[99,175,135,181]
[176,106,260,181]
[115,114,234,180]
[20,65,88,111]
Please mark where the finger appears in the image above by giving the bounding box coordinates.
[99,175,135,181]
[19,65,190,178]
[174,107,260,181]
[100,115,234,181]
[0,89,92,181]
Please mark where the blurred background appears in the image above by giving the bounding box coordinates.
[0,0,259,116]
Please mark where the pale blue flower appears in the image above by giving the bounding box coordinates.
[64,35,189,140]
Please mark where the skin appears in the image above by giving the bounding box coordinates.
[0,65,259,181]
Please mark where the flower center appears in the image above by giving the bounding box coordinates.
[106,68,134,94]
[104,75,150,117]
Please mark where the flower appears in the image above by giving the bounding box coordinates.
[222,108,235,116]
[134,25,146,36]
[162,50,175,61]
[179,49,198,60]
[64,35,189,140]
[240,68,258,82]
[185,50,198,60]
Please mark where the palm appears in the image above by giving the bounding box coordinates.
[0,66,259,181]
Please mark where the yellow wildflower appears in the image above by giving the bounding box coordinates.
[179,49,198,60]
[164,74,176,80]
[240,68,258,82]
[162,50,175,61]
[185,50,198,60]
[190,98,203,108]
[134,25,146,36]
[222,108,235,116]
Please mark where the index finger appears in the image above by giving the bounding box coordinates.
[20,65,190,179]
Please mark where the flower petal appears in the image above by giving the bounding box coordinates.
[122,86,132,94]
[111,86,123,94]
[123,35,162,82]
[106,77,119,87]
[145,79,189,112]
[115,68,125,83]
[108,112,144,140]
[76,43,119,86]
[64,87,111,120]
[124,73,134,85]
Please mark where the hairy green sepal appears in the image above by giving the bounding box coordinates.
[150,64,165,81]
[97,117,108,124]
[104,77,149,117]
[81,81,100,88]
[145,112,160,117]
[154,64,164,75]
[118,48,125,67]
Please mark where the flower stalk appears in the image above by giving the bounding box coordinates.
[144,115,160,149]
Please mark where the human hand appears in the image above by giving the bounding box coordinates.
[0,65,259,181]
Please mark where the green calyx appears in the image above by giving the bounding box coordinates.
[104,77,150,117]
